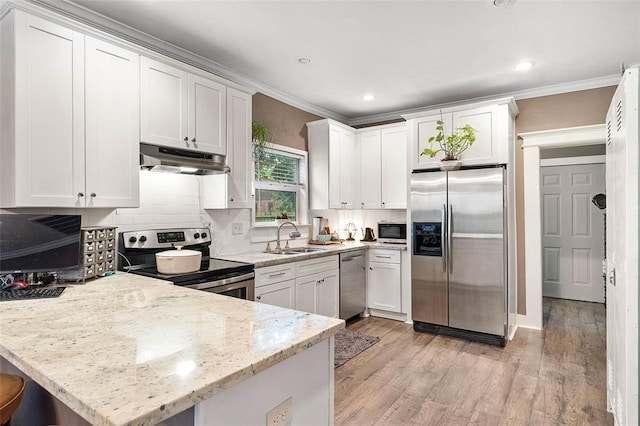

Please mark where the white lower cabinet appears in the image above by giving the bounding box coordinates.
[295,256,339,318]
[255,256,339,317]
[255,279,295,309]
[367,249,402,313]
[254,263,295,309]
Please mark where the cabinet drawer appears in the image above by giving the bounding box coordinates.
[369,249,400,264]
[255,263,296,287]
[296,255,339,277]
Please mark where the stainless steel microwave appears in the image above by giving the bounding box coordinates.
[377,222,407,244]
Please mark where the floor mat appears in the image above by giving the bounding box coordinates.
[334,328,380,368]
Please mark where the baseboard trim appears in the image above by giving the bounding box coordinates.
[367,308,407,322]
[517,314,543,331]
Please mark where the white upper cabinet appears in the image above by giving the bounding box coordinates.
[2,11,85,207]
[380,125,407,209]
[0,10,139,208]
[140,57,188,150]
[225,88,253,208]
[188,73,226,155]
[358,130,382,209]
[85,36,140,208]
[405,98,518,171]
[202,88,253,209]
[141,57,227,155]
[308,119,358,210]
[356,123,407,209]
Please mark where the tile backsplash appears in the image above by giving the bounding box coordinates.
[2,171,407,256]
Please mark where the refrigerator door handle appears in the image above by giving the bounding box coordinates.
[448,204,453,273]
[442,204,447,272]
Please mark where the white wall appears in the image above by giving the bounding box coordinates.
[2,171,407,256]
[112,172,406,254]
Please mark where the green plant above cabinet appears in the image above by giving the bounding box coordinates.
[252,120,272,162]
[405,98,518,171]
[421,118,476,161]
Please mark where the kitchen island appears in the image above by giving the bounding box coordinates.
[0,274,344,425]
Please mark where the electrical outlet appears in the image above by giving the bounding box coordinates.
[232,222,243,235]
[266,397,292,426]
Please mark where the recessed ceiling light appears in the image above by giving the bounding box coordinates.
[298,57,311,64]
[515,61,535,71]
[362,94,375,101]
[493,0,515,6]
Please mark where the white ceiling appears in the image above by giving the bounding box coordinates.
[60,0,639,123]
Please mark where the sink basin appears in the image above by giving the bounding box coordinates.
[281,247,327,255]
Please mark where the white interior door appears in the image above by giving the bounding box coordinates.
[541,163,605,303]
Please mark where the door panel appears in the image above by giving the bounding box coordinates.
[541,163,605,303]
[295,275,316,314]
[381,126,407,208]
[447,167,505,336]
[85,36,139,207]
[255,280,295,310]
[359,130,382,209]
[188,73,226,154]
[411,172,447,325]
[14,12,85,206]
[140,57,188,148]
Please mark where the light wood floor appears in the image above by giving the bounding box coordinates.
[335,298,612,425]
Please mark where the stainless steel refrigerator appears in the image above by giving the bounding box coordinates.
[411,166,507,346]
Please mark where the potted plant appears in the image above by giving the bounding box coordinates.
[252,121,272,162]
[275,211,289,226]
[421,116,477,171]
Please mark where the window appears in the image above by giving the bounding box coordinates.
[254,144,308,225]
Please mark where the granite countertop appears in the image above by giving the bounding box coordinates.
[217,240,407,268]
[0,274,344,425]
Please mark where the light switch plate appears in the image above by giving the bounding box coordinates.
[232,222,243,235]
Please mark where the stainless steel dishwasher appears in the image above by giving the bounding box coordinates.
[339,250,366,319]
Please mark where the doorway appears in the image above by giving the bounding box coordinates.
[541,161,605,303]
[519,124,606,329]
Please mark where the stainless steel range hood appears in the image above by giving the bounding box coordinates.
[140,143,230,175]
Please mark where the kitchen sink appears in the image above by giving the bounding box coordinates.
[281,247,327,255]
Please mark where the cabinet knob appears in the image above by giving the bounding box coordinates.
[90,193,96,198]
[369,267,373,270]
[229,198,234,202]
[78,192,84,197]
[184,137,189,142]
[191,138,196,143]
[256,295,262,301]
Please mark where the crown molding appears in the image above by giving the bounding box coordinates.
[348,75,620,126]
[21,0,347,122]
[7,0,621,128]
[520,124,606,149]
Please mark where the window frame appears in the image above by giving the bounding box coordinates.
[252,144,309,228]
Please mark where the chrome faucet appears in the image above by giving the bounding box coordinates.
[275,221,301,253]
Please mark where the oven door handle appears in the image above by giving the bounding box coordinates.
[183,272,255,291]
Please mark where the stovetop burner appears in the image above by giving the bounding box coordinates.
[132,258,254,286]
[118,227,254,286]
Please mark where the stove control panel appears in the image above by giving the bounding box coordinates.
[121,228,211,249]
[157,231,185,244]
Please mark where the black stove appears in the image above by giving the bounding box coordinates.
[130,258,254,286]
[118,228,255,299]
